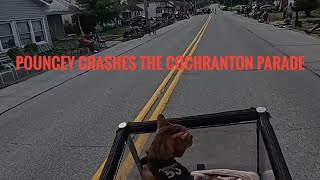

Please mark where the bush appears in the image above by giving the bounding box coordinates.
[7,48,23,61]
[24,43,38,54]
[64,22,80,35]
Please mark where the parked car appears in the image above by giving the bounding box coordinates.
[203,7,212,14]
[127,16,146,26]
[195,9,202,15]
[220,5,228,11]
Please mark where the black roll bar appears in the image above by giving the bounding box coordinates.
[98,107,292,180]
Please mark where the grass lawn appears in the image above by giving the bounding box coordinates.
[98,27,126,40]
[53,39,79,48]
[270,9,320,21]
[99,27,126,35]
[270,12,284,21]
[299,9,320,19]
[53,27,126,47]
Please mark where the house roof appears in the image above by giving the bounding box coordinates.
[155,6,175,9]
[127,4,144,11]
[45,0,80,15]
[33,0,52,6]
[133,0,173,4]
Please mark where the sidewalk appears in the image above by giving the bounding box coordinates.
[228,11,320,77]
[0,18,190,115]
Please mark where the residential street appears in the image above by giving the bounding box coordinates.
[1,5,320,180]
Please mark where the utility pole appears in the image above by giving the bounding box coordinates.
[143,0,150,26]
[183,0,186,14]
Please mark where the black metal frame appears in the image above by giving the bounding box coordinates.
[98,107,292,180]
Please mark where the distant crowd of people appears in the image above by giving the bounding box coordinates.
[241,2,319,34]
[242,5,270,23]
[283,2,319,34]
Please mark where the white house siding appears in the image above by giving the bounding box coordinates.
[136,2,158,17]
[0,0,52,52]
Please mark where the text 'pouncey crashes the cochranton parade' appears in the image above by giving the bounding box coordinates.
[15,55,305,71]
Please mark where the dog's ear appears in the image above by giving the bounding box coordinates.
[181,132,188,140]
[157,114,170,129]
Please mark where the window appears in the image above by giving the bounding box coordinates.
[0,18,47,51]
[0,23,16,49]
[16,21,32,45]
[32,20,45,42]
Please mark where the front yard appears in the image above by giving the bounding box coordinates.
[269,9,320,37]
[270,9,320,21]
[97,27,126,41]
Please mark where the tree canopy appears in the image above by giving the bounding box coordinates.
[294,0,319,16]
[76,0,123,25]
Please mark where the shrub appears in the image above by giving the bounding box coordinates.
[24,43,38,54]
[64,22,80,35]
[7,48,23,61]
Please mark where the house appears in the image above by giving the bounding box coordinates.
[45,0,80,40]
[0,0,52,52]
[0,0,80,53]
[173,1,192,13]
[120,4,144,19]
[60,0,79,24]
[135,0,175,18]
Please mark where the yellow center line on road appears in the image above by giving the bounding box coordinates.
[91,15,212,180]
[150,16,211,119]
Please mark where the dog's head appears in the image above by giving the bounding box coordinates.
[146,114,193,160]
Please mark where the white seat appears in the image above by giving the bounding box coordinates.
[261,170,276,180]
[191,169,260,180]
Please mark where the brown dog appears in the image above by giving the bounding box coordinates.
[142,114,193,180]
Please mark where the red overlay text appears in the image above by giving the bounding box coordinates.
[15,55,305,71]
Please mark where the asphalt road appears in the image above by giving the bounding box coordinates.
[0,15,208,179]
[1,6,320,180]
[163,7,320,180]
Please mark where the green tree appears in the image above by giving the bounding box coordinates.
[77,0,123,28]
[294,0,319,17]
[196,0,211,8]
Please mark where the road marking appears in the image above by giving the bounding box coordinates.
[133,16,211,123]
[115,16,211,180]
[150,15,211,120]
[91,15,211,180]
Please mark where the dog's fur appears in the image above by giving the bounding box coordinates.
[142,114,193,180]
